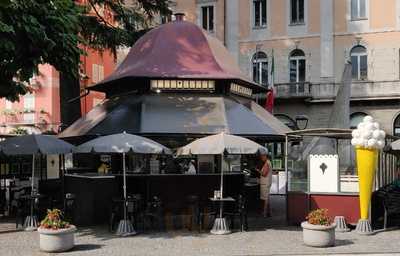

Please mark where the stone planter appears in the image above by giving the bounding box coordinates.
[38,225,76,252]
[301,222,336,247]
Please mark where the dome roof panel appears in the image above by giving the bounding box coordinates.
[90,20,264,92]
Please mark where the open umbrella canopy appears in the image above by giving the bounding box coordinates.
[0,134,74,155]
[177,132,267,155]
[74,132,172,154]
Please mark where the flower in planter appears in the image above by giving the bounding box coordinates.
[306,208,332,226]
[40,209,70,230]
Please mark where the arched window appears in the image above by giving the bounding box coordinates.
[393,113,400,137]
[350,46,367,80]
[350,112,367,129]
[252,51,268,87]
[289,49,306,83]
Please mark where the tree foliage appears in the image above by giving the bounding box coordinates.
[0,0,171,101]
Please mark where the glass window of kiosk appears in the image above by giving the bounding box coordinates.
[285,141,308,192]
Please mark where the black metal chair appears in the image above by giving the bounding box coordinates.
[109,198,123,232]
[127,194,144,231]
[185,195,200,231]
[382,189,400,229]
[225,195,248,232]
[144,196,163,231]
[15,197,30,229]
[198,198,217,232]
[63,193,76,223]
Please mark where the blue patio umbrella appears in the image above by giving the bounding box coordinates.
[0,134,74,231]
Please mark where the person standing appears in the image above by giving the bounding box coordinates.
[257,153,273,217]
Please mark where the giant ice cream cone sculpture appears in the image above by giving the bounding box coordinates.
[351,116,385,234]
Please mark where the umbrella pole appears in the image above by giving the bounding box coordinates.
[116,152,136,236]
[31,154,35,196]
[123,152,127,221]
[24,154,38,231]
[220,154,223,198]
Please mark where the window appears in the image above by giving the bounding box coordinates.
[289,49,306,83]
[92,64,104,83]
[23,93,35,123]
[161,14,172,24]
[350,112,367,129]
[351,0,367,20]
[201,6,214,32]
[350,46,367,80]
[290,0,304,24]
[394,113,400,137]
[252,52,268,86]
[253,0,267,27]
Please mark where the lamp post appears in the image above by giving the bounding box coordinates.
[295,115,309,130]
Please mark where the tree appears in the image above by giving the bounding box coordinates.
[0,0,171,101]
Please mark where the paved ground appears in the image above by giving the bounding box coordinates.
[1,217,400,256]
[1,197,399,255]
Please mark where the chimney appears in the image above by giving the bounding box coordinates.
[174,13,185,21]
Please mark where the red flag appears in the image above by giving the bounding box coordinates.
[265,89,274,113]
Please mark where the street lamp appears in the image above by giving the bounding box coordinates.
[295,115,309,130]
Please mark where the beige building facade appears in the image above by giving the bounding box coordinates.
[170,0,400,135]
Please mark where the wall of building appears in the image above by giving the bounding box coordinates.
[0,48,115,134]
[173,0,400,135]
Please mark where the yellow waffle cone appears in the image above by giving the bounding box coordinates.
[356,147,378,220]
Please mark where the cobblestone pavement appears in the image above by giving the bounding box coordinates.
[1,219,400,256]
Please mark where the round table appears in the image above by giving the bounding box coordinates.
[209,197,235,235]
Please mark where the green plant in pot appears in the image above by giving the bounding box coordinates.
[38,209,76,252]
[301,208,336,247]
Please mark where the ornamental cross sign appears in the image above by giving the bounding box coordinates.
[320,162,327,174]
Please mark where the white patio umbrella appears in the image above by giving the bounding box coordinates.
[0,134,74,231]
[177,132,267,235]
[74,132,171,236]
[177,132,267,197]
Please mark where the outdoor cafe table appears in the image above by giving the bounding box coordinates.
[112,195,142,231]
[209,196,235,235]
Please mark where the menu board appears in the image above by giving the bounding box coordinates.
[309,154,339,193]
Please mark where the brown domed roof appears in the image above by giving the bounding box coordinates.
[89,20,264,93]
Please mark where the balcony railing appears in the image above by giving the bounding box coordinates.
[275,80,400,101]
[274,82,312,99]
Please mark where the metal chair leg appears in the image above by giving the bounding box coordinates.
[384,209,388,230]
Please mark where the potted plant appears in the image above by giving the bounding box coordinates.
[301,208,336,247]
[38,209,76,252]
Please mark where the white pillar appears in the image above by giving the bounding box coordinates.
[320,0,334,81]
[225,0,239,63]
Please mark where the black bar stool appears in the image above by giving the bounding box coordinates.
[144,196,163,231]
[185,195,200,231]
[225,195,248,232]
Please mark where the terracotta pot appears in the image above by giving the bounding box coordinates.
[38,225,76,252]
[301,222,336,247]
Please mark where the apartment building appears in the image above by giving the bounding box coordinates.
[0,3,116,135]
[171,0,400,135]
[0,50,115,135]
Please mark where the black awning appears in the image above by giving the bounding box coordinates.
[59,94,290,139]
